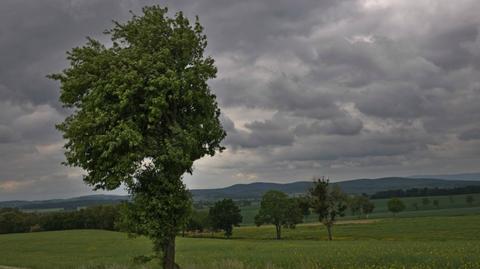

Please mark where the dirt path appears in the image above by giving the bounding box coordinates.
[299,219,380,226]
[0,265,27,269]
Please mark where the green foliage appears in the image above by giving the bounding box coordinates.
[422,197,430,206]
[208,199,242,238]
[387,198,406,216]
[49,6,224,268]
[308,177,347,240]
[0,205,120,234]
[254,191,304,239]
[293,196,311,217]
[49,6,224,190]
[185,210,210,233]
[347,195,374,217]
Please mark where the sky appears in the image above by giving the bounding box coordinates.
[1,0,480,200]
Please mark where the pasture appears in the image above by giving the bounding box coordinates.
[0,214,479,269]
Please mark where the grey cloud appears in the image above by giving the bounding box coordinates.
[458,128,480,141]
[423,24,479,71]
[0,125,17,143]
[223,115,294,148]
[295,116,363,136]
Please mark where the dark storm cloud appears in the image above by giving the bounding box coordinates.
[1,0,480,196]
[294,116,363,136]
[222,114,294,148]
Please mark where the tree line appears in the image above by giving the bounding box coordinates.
[371,185,480,199]
[0,205,119,234]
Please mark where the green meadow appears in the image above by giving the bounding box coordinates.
[1,214,480,269]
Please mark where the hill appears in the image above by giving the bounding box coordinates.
[409,172,480,181]
[2,177,480,209]
[191,177,480,200]
[0,194,129,211]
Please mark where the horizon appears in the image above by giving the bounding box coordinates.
[2,172,480,202]
[1,0,480,201]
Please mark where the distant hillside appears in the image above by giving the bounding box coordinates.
[0,195,129,211]
[409,172,480,181]
[191,177,480,200]
[2,177,480,209]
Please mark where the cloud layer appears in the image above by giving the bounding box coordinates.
[1,0,480,199]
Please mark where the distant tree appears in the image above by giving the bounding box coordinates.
[348,196,362,216]
[293,196,311,218]
[308,177,347,241]
[255,190,303,240]
[209,199,243,238]
[422,197,430,207]
[412,202,419,211]
[466,195,474,206]
[0,209,30,234]
[433,200,439,208]
[387,198,405,216]
[348,195,374,218]
[361,198,375,218]
[449,195,454,204]
[49,6,225,269]
[185,210,210,234]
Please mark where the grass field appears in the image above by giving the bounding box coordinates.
[1,214,479,269]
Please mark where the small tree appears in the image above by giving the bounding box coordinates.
[50,6,225,269]
[422,197,430,207]
[361,198,375,218]
[255,190,303,240]
[308,177,347,241]
[387,198,405,216]
[466,195,474,206]
[412,202,419,211]
[347,196,362,216]
[209,199,243,238]
[433,200,439,208]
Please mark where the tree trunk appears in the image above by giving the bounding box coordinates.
[275,224,282,240]
[163,236,179,269]
[326,224,333,241]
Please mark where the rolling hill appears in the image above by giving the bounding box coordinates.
[409,172,480,181]
[190,177,480,200]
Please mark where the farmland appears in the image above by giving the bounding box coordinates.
[1,214,479,269]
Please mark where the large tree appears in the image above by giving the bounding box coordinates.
[208,199,243,238]
[308,177,347,241]
[49,6,225,269]
[254,190,303,240]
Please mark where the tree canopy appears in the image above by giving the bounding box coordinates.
[208,199,243,238]
[387,198,406,216]
[255,190,303,240]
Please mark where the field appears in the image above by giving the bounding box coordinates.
[1,214,480,269]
